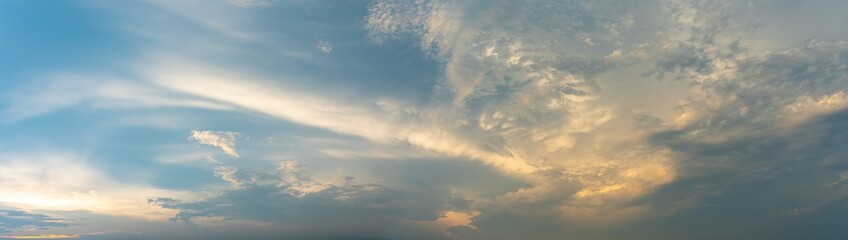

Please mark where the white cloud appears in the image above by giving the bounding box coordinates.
[214,166,243,189]
[189,130,241,158]
[143,59,539,176]
[316,40,333,53]
[275,161,328,196]
[1,75,234,122]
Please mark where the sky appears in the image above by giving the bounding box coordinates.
[1,0,848,239]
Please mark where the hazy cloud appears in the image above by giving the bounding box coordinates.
[151,161,471,240]
[0,209,67,234]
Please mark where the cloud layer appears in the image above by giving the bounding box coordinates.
[151,160,474,240]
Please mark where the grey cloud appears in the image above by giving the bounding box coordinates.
[625,109,848,240]
[150,162,471,240]
[671,40,848,140]
[0,209,67,233]
[610,37,848,240]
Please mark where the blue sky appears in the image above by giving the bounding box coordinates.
[2,0,848,239]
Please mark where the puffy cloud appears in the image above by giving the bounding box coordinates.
[363,0,848,230]
[365,0,679,220]
[189,130,241,158]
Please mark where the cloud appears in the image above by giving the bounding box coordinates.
[364,0,681,219]
[150,160,472,240]
[637,40,848,218]
[669,40,848,141]
[628,108,848,240]
[214,166,243,189]
[0,209,67,234]
[144,59,538,176]
[362,0,848,231]
[0,152,189,220]
[189,130,241,158]
[4,0,848,238]
[0,75,235,122]
[120,0,844,225]
[316,40,333,53]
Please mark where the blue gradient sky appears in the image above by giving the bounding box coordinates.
[2,0,848,239]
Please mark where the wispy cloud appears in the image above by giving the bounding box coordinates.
[189,130,241,158]
[143,59,538,176]
[1,75,234,122]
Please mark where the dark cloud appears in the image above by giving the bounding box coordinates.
[635,38,848,238]
[623,107,848,240]
[684,40,847,133]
